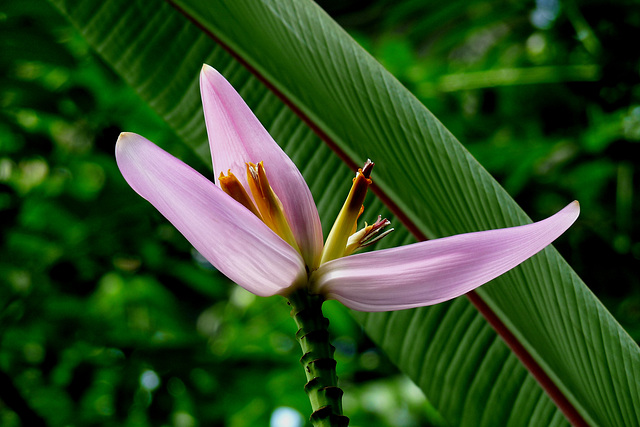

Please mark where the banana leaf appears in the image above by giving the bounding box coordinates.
[48,0,640,425]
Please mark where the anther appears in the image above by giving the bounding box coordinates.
[361,159,374,179]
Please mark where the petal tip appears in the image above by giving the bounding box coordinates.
[116,131,136,144]
[200,64,222,84]
[567,200,580,219]
[115,132,130,154]
[115,133,152,162]
[115,132,143,155]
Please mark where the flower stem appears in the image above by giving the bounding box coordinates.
[287,289,349,427]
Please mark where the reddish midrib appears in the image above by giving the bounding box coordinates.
[168,2,588,425]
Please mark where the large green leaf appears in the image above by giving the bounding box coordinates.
[48,0,639,425]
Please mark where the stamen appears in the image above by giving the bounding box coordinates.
[246,161,300,252]
[361,159,374,178]
[320,160,373,264]
[247,163,259,181]
[344,215,394,256]
[219,170,262,219]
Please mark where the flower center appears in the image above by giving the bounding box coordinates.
[219,161,300,252]
[219,159,392,265]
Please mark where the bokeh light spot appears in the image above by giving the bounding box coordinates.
[269,407,303,427]
[140,370,160,391]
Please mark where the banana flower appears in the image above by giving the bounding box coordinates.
[116,65,579,312]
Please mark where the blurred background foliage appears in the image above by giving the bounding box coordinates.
[0,0,638,425]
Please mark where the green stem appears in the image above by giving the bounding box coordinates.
[287,289,349,427]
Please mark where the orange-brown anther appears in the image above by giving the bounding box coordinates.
[219,170,262,219]
[246,161,300,252]
[246,162,269,218]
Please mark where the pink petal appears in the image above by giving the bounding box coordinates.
[313,202,580,312]
[115,132,307,297]
[200,65,323,269]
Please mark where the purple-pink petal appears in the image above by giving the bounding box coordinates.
[115,132,307,297]
[200,65,323,269]
[312,202,580,312]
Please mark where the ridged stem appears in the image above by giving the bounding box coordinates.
[287,289,349,427]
